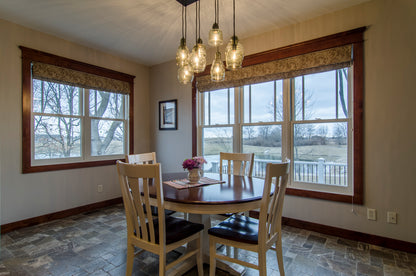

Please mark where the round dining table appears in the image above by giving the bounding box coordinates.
[158,172,266,276]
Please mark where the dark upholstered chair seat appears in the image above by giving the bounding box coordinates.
[208,214,259,244]
[152,216,204,245]
[145,205,175,217]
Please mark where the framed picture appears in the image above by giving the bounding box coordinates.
[159,99,177,130]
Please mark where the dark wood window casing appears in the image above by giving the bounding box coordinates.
[192,27,365,204]
[21,46,135,173]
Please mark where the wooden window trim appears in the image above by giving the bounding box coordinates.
[20,46,135,173]
[192,27,365,204]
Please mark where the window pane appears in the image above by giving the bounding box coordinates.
[242,125,282,178]
[34,116,81,159]
[293,122,348,186]
[205,89,233,125]
[89,90,125,119]
[32,80,80,115]
[204,92,209,125]
[275,80,284,121]
[202,127,233,172]
[294,70,347,121]
[243,86,249,123]
[294,76,304,121]
[91,119,125,156]
[249,82,275,123]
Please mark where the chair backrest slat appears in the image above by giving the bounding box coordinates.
[220,152,254,176]
[117,161,164,245]
[258,161,290,243]
[126,152,157,165]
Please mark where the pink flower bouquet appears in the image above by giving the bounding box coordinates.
[182,156,207,171]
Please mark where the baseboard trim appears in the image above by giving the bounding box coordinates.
[1,197,122,234]
[249,211,416,254]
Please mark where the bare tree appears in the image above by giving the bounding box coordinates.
[34,82,81,157]
[90,91,124,156]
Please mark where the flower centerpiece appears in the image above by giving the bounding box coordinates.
[182,156,207,183]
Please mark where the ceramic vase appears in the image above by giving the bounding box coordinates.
[188,168,201,183]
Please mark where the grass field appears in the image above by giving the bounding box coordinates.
[204,138,347,163]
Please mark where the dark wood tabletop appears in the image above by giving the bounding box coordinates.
[161,172,265,205]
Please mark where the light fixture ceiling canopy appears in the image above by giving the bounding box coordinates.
[176,0,198,7]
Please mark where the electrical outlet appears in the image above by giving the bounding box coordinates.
[97,185,103,193]
[387,212,397,224]
[367,208,376,220]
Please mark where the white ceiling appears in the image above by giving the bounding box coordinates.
[0,0,369,66]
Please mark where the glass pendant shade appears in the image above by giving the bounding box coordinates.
[178,63,194,84]
[225,36,244,70]
[208,23,223,46]
[190,39,207,73]
[176,38,190,67]
[210,51,225,82]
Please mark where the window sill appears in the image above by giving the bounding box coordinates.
[285,187,363,204]
[22,159,123,173]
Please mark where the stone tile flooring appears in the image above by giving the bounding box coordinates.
[1,204,415,276]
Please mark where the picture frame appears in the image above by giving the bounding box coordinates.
[159,99,178,130]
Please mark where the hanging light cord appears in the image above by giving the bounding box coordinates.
[198,0,201,40]
[181,6,184,39]
[214,0,219,25]
[217,0,220,25]
[233,0,236,45]
[233,0,235,37]
[185,5,187,40]
[195,1,198,42]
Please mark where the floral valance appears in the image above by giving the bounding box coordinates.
[32,62,131,94]
[196,44,353,92]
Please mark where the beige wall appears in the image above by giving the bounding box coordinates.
[0,19,150,224]
[150,0,416,243]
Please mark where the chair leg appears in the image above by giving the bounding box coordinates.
[209,238,216,276]
[258,250,267,276]
[159,253,166,276]
[275,239,285,276]
[196,234,203,276]
[126,243,134,276]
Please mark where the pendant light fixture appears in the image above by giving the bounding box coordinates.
[208,0,223,47]
[225,0,244,70]
[189,0,207,73]
[210,48,225,82]
[176,5,194,84]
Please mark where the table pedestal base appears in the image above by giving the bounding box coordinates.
[169,213,246,275]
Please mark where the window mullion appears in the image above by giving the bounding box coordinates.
[282,79,292,165]
[234,87,240,153]
[83,89,90,160]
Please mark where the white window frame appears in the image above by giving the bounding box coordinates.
[197,67,353,196]
[30,82,129,166]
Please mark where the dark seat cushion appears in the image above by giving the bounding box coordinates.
[144,205,175,216]
[208,214,259,244]
[152,216,204,245]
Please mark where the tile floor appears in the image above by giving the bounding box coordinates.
[0,204,415,276]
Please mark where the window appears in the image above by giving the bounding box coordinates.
[199,68,351,194]
[193,28,365,203]
[21,47,135,173]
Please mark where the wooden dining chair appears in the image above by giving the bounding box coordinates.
[218,152,255,256]
[125,152,175,217]
[116,161,204,276]
[219,152,254,176]
[208,161,290,276]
